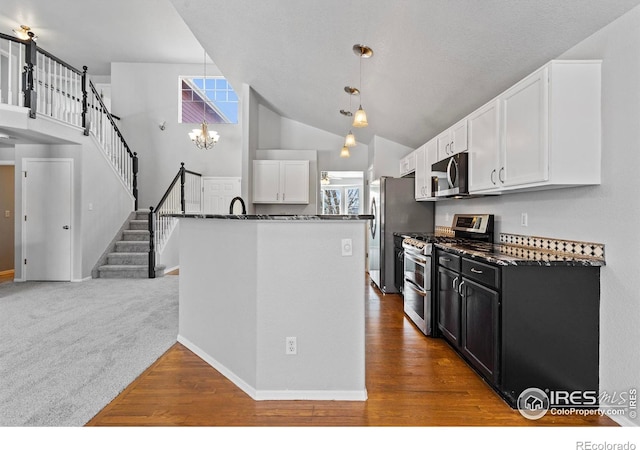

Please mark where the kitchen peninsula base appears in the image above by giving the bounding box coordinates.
[176,215,370,401]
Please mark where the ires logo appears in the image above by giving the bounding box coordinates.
[548,390,598,406]
[517,387,637,420]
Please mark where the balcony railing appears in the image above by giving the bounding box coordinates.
[0,32,138,209]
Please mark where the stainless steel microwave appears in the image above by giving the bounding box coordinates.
[431,152,469,198]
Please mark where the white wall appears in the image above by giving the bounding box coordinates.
[111,62,243,209]
[368,135,413,180]
[178,218,367,399]
[435,6,640,426]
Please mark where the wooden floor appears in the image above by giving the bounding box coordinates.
[0,270,14,284]
[87,277,616,427]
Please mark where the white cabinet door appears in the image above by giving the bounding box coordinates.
[281,161,309,203]
[451,118,468,155]
[437,119,468,161]
[253,160,309,204]
[414,145,426,200]
[436,130,452,161]
[501,67,549,187]
[253,160,281,203]
[468,100,501,192]
[399,151,416,177]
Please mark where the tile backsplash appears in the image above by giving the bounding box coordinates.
[499,233,605,259]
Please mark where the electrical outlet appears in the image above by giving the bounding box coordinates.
[286,336,297,355]
[521,213,528,227]
[341,238,352,256]
[4,210,10,218]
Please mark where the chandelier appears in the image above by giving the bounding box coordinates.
[189,49,220,149]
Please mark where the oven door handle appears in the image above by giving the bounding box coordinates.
[404,252,427,266]
[404,278,427,296]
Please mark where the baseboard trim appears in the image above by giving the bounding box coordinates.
[177,335,257,399]
[71,276,92,283]
[0,269,15,276]
[254,389,368,401]
[164,265,179,274]
[177,334,368,402]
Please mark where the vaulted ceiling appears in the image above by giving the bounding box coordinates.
[2,0,640,149]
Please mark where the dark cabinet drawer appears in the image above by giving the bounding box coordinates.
[437,250,460,272]
[462,258,500,289]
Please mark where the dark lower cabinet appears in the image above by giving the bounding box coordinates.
[438,266,461,346]
[460,277,499,385]
[436,247,600,408]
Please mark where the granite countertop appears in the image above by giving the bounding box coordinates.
[170,213,374,221]
[435,241,606,267]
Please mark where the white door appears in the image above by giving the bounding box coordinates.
[202,177,241,214]
[23,159,73,281]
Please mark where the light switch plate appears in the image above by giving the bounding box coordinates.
[4,210,10,218]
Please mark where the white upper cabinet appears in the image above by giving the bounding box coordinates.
[501,67,549,187]
[468,60,601,194]
[415,139,437,201]
[399,151,417,177]
[437,118,468,161]
[253,160,309,204]
[468,99,501,192]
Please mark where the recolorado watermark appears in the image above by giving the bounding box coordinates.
[516,387,637,420]
[575,442,636,450]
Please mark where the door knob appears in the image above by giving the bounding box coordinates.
[63,225,70,230]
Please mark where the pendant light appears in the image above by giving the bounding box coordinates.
[342,86,358,147]
[340,145,351,158]
[352,44,373,128]
[189,49,220,149]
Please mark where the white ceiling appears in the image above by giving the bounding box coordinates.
[2,0,640,149]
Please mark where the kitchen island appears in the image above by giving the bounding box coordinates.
[174,214,372,401]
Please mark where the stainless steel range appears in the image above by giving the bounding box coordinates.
[402,214,494,336]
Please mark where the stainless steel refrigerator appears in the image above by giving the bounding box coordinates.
[368,177,434,294]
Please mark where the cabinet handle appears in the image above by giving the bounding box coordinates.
[458,281,465,296]
[470,267,483,274]
[441,258,451,262]
[499,167,505,183]
[490,169,496,185]
[453,276,459,291]
[450,140,454,153]
[445,143,450,155]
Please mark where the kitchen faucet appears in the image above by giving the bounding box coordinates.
[229,196,247,215]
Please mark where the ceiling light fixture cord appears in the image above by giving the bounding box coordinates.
[189,48,219,149]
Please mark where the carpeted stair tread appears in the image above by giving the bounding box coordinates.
[95,210,164,279]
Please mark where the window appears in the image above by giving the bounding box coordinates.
[320,171,364,215]
[179,76,238,124]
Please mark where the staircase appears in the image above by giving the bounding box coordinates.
[95,211,165,278]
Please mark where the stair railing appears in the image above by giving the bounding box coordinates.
[0,32,139,210]
[86,79,138,209]
[149,162,202,278]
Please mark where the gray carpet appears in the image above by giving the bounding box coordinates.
[0,276,178,426]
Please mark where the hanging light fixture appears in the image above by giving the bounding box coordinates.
[341,86,358,147]
[189,49,220,149]
[340,145,351,158]
[344,131,356,147]
[352,44,373,128]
